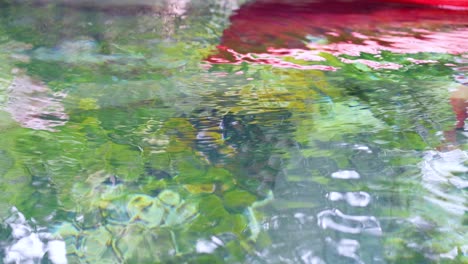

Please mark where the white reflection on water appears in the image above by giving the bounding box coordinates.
[330,170,360,179]
[2,207,67,264]
[326,237,363,264]
[421,149,468,214]
[300,250,326,264]
[327,191,371,207]
[195,236,224,254]
[317,209,382,236]
[408,148,468,260]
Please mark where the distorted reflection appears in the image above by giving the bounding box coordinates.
[208,0,467,70]
[5,75,67,131]
[2,208,66,264]
[0,0,467,263]
[327,191,371,207]
[317,209,382,235]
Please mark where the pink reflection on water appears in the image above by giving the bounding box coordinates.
[370,29,467,54]
[307,28,468,56]
[207,28,467,70]
[340,58,403,70]
[211,46,338,71]
[407,58,438,64]
[5,76,68,131]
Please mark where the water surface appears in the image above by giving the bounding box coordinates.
[0,0,467,263]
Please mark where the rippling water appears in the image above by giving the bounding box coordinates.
[0,0,467,263]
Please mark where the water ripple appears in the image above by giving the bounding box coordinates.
[317,209,382,236]
[326,237,364,264]
[421,149,468,215]
[1,207,67,264]
[4,75,68,131]
[331,170,360,179]
[207,0,468,70]
[327,191,371,207]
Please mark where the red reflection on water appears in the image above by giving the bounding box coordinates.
[383,0,468,8]
[206,0,468,70]
[207,0,468,140]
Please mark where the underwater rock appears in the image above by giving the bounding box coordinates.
[158,190,181,207]
[55,187,201,262]
[125,191,198,227]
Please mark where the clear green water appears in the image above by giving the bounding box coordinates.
[0,0,467,263]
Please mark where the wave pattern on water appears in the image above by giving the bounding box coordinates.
[1,207,67,264]
[0,0,467,263]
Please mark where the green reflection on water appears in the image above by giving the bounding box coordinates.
[0,1,467,263]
